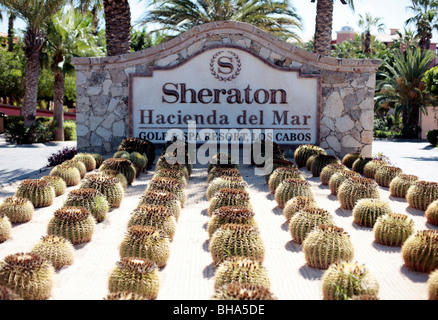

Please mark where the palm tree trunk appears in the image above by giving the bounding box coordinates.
[364,31,371,55]
[7,13,15,52]
[53,68,65,141]
[103,0,132,56]
[402,106,421,139]
[313,0,334,56]
[23,29,44,127]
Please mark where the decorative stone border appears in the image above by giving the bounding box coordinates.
[72,21,381,157]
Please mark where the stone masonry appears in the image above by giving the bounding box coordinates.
[72,21,381,157]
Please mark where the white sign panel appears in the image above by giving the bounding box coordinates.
[129,46,320,145]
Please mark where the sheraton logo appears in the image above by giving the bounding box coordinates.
[210,50,241,82]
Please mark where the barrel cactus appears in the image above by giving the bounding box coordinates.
[0,214,11,243]
[389,174,419,198]
[289,208,336,244]
[119,226,171,268]
[127,204,177,241]
[41,175,66,197]
[0,196,34,224]
[305,154,317,171]
[0,285,22,300]
[108,257,160,299]
[155,156,190,180]
[114,150,130,159]
[147,177,187,206]
[64,188,110,223]
[264,158,296,181]
[207,167,243,184]
[208,188,252,216]
[352,199,393,228]
[91,153,104,168]
[275,178,314,209]
[352,157,372,175]
[153,169,187,187]
[268,167,304,194]
[283,196,318,221]
[50,164,81,186]
[374,165,403,187]
[63,159,87,178]
[363,160,388,179]
[138,190,181,221]
[402,230,438,273]
[207,176,248,200]
[15,179,55,208]
[47,207,96,245]
[328,170,361,196]
[0,252,55,300]
[406,180,438,211]
[321,261,379,300]
[209,223,265,265]
[428,269,438,300]
[80,173,125,208]
[311,154,341,178]
[426,200,438,226]
[208,152,237,173]
[101,169,128,190]
[213,256,271,290]
[373,213,415,247]
[72,153,97,171]
[129,152,148,176]
[212,283,277,300]
[302,225,354,270]
[342,153,362,169]
[208,206,257,238]
[118,137,155,167]
[320,163,347,185]
[99,158,136,185]
[294,144,326,168]
[104,292,148,300]
[337,177,380,210]
[30,235,75,270]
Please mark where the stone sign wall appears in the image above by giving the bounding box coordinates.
[72,21,381,157]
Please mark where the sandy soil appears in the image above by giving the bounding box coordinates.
[0,156,436,300]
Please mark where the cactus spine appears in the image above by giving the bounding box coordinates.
[289,208,336,244]
[41,175,66,197]
[337,177,380,210]
[328,170,361,196]
[207,176,248,201]
[99,158,137,185]
[47,207,96,245]
[119,226,170,268]
[147,177,187,206]
[50,164,81,186]
[406,180,438,211]
[302,225,354,270]
[352,199,393,228]
[321,261,379,300]
[208,188,252,216]
[209,223,265,265]
[212,283,277,300]
[72,153,97,171]
[138,190,181,221]
[275,178,314,209]
[319,163,347,185]
[30,235,75,270]
[15,179,55,208]
[0,197,34,224]
[108,257,160,299]
[63,159,87,178]
[374,165,403,187]
[401,230,438,273]
[428,269,438,300]
[283,196,318,221]
[207,167,242,184]
[426,200,438,226]
[80,173,125,208]
[363,160,387,179]
[213,257,271,290]
[373,213,415,247]
[0,214,11,243]
[0,252,55,300]
[153,169,187,187]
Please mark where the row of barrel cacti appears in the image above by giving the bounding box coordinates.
[291,144,438,299]
[264,145,379,300]
[106,139,192,300]
[0,137,154,300]
[206,152,277,300]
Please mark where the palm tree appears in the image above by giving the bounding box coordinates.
[358,12,385,56]
[0,2,16,52]
[375,47,436,139]
[405,0,438,52]
[311,0,354,56]
[44,9,104,141]
[141,0,303,42]
[71,0,103,35]
[2,0,66,127]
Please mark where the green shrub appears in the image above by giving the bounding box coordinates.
[64,120,77,141]
[5,116,56,144]
[427,130,438,147]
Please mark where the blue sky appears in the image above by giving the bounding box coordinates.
[1,0,437,42]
